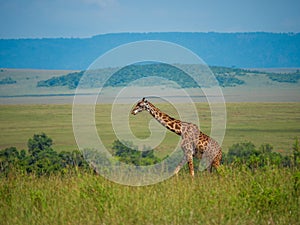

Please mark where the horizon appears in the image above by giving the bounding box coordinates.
[1,31,299,40]
[0,0,299,39]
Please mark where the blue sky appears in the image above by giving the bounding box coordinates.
[0,0,299,38]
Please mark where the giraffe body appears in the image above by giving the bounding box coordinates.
[131,98,222,177]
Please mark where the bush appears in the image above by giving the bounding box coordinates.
[0,77,16,85]
[0,133,88,176]
[224,141,292,169]
[111,140,161,166]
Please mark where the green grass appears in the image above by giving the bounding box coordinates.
[1,168,299,225]
[0,104,76,152]
[0,103,299,154]
[1,102,300,224]
[225,103,300,153]
[1,68,300,225]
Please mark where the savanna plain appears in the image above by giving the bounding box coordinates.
[0,102,300,225]
[0,68,300,224]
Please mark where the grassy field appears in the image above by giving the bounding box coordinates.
[1,168,299,225]
[0,103,299,155]
[1,99,300,225]
[1,67,300,224]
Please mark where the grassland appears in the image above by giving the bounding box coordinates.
[1,167,299,225]
[0,102,299,225]
[1,68,300,224]
[0,103,299,155]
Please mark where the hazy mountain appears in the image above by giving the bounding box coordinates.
[0,32,299,70]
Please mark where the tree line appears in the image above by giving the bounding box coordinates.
[223,140,300,170]
[1,133,299,177]
[37,64,246,89]
[0,133,89,176]
[0,77,17,85]
[37,64,300,91]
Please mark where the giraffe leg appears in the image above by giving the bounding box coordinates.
[187,154,194,178]
[212,159,220,170]
[174,156,187,176]
[211,149,222,172]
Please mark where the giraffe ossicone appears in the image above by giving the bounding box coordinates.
[131,97,222,177]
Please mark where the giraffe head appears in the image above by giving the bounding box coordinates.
[131,97,149,115]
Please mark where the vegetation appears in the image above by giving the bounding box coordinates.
[0,102,299,224]
[0,77,16,85]
[37,71,83,89]
[0,168,299,224]
[36,64,300,90]
[210,66,249,86]
[223,141,294,170]
[266,70,300,83]
[2,133,299,176]
[37,64,247,89]
[1,103,299,153]
[0,134,163,177]
[112,140,161,166]
[0,133,89,177]
[1,67,299,100]
[1,31,300,224]
[0,133,300,224]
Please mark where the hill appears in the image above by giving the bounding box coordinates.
[36,64,247,89]
[36,64,300,90]
[1,32,300,70]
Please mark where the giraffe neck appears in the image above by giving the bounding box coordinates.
[146,102,181,136]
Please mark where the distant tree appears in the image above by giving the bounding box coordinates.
[0,77,17,85]
[225,142,288,169]
[27,133,53,156]
[111,140,161,166]
[259,143,273,154]
[0,147,20,175]
[0,133,92,176]
[59,150,89,169]
[25,148,62,175]
[227,142,258,163]
[258,143,274,167]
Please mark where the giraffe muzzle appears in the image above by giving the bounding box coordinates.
[131,109,138,115]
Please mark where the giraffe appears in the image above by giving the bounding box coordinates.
[131,97,222,177]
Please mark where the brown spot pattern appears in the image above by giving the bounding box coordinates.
[131,98,222,177]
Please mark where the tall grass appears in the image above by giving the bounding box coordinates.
[1,167,299,225]
[1,102,299,224]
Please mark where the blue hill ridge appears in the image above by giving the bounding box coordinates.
[0,32,299,70]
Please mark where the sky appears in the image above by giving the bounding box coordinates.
[0,0,300,38]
